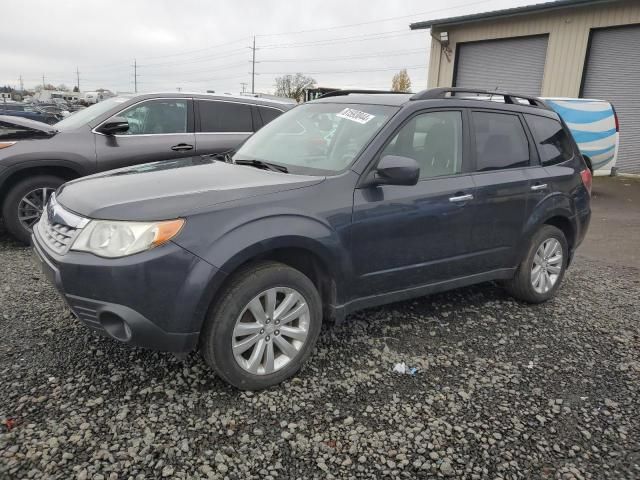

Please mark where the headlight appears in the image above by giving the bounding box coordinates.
[71,219,184,258]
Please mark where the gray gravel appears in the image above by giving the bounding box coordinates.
[1,226,639,479]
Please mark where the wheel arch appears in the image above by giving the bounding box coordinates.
[0,162,82,210]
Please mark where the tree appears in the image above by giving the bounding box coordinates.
[274,73,316,103]
[391,69,412,93]
[56,84,69,91]
[73,86,79,92]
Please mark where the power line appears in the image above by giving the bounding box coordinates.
[260,48,425,63]
[255,0,494,37]
[259,30,413,49]
[260,65,425,75]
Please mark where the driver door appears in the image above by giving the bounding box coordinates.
[94,98,195,171]
[350,110,477,297]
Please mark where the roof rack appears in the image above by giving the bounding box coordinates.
[410,87,550,109]
[317,89,408,99]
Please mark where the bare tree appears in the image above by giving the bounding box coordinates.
[56,84,69,91]
[391,69,412,93]
[275,73,316,103]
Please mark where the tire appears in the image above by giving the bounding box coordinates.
[200,261,323,390]
[2,175,65,244]
[503,225,568,303]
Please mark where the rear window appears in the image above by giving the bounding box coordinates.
[199,100,253,133]
[472,112,530,171]
[525,114,575,166]
[258,106,283,126]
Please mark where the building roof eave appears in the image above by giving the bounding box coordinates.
[409,0,615,30]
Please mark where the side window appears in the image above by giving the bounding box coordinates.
[258,107,283,126]
[525,114,575,166]
[381,111,463,179]
[199,101,253,133]
[472,112,529,171]
[116,99,187,135]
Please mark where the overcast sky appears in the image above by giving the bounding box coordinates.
[2,0,542,95]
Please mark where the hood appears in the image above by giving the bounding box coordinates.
[0,115,57,138]
[56,156,324,220]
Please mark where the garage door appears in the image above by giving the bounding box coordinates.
[582,25,640,174]
[454,35,549,96]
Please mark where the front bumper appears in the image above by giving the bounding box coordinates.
[32,233,224,353]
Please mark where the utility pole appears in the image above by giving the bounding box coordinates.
[240,82,247,94]
[133,59,138,93]
[76,67,80,92]
[19,75,24,92]
[42,74,45,89]
[251,36,256,94]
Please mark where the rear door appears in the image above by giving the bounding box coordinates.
[524,113,582,204]
[195,99,254,155]
[468,110,535,271]
[94,98,195,171]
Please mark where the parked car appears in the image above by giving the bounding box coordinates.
[0,103,62,125]
[542,97,619,176]
[32,87,591,390]
[0,92,293,242]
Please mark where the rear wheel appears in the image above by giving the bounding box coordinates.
[2,175,64,244]
[200,261,322,390]
[503,225,568,303]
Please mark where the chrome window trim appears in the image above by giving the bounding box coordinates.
[92,97,192,137]
[195,132,253,135]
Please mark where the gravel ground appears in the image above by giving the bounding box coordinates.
[1,225,639,479]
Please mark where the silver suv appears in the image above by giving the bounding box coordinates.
[0,92,294,242]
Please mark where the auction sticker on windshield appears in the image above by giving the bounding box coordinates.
[336,108,375,124]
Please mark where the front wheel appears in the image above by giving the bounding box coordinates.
[2,175,65,244]
[503,225,568,303]
[200,261,323,390]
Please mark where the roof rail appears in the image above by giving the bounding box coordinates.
[410,87,550,109]
[317,89,408,99]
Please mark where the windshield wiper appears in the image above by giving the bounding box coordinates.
[203,149,234,163]
[234,158,288,173]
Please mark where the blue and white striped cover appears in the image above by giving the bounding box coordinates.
[542,98,618,175]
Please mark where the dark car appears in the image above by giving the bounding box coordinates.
[32,88,592,390]
[0,92,294,242]
[0,103,62,125]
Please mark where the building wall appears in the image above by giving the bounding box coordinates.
[426,0,640,96]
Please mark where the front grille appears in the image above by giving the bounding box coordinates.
[36,193,87,255]
[38,215,80,254]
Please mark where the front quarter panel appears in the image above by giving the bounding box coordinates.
[173,172,358,304]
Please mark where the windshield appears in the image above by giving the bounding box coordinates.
[54,97,130,130]
[233,103,397,175]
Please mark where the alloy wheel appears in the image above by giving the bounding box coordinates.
[531,238,563,294]
[18,188,54,231]
[232,287,310,375]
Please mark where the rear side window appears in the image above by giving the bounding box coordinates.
[199,101,253,133]
[472,112,530,171]
[525,114,575,166]
[258,106,283,126]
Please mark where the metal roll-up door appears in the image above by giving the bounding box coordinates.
[454,35,549,96]
[582,25,640,174]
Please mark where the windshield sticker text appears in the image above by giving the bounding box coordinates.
[336,108,375,124]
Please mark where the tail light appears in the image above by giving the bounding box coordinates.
[581,168,592,196]
[0,141,16,150]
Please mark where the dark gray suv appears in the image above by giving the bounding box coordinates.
[0,93,294,242]
[32,88,592,390]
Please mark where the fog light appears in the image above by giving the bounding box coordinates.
[99,311,132,342]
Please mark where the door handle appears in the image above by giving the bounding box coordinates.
[531,183,548,191]
[449,194,474,203]
[171,143,194,151]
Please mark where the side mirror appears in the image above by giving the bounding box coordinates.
[96,116,129,135]
[373,155,420,186]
